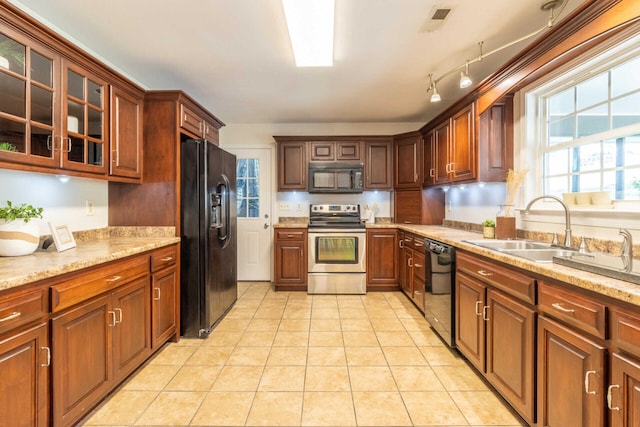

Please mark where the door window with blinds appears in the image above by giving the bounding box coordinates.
[236,158,259,218]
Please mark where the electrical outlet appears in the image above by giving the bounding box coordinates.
[296,202,303,211]
[86,200,94,216]
[279,202,290,210]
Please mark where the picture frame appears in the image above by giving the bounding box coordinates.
[48,222,76,252]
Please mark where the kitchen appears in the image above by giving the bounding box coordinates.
[1,0,640,426]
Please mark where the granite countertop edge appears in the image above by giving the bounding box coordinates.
[0,236,181,292]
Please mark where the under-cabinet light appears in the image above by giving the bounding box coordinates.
[282,0,335,67]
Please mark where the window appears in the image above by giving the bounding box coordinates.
[530,34,640,201]
[236,158,259,218]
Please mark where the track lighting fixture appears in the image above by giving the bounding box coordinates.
[459,62,472,88]
[426,0,567,103]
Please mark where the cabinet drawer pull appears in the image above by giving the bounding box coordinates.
[477,270,493,277]
[414,263,423,268]
[0,311,20,322]
[551,303,575,314]
[106,275,122,282]
[584,370,597,395]
[475,301,482,315]
[161,256,173,262]
[287,234,294,238]
[114,308,123,324]
[483,305,489,321]
[154,287,161,301]
[413,241,424,247]
[108,310,116,327]
[607,384,620,411]
[41,346,51,367]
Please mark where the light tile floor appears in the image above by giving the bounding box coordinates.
[80,282,525,427]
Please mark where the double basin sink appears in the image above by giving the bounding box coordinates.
[463,239,576,263]
[465,239,640,285]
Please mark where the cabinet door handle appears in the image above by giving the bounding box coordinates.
[607,384,620,411]
[430,168,435,177]
[483,305,490,321]
[114,308,123,324]
[106,275,122,283]
[154,287,161,301]
[475,301,482,315]
[477,270,493,277]
[65,137,72,153]
[551,302,575,314]
[108,310,116,327]
[40,346,51,367]
[399,240,404,248]
[584,370,597,395]
[46,135,53,151]
[0,311,20,322]
[161,256,173,262]
[408,258,413,267]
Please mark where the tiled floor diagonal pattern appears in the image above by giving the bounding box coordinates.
[80,282,525,427]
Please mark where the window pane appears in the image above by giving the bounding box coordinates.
[576,73,608,111]
[237,178,247,198]
[611,57,640,98]
[30,126,53,158]
[248,199,259,217]
[577,104,608,137]
[237,159,247,178]
[545,149,569,175]
[67,101,84,134]
[548,88,574,116]
[31,85,52,125]
[237,198,247,218]
[577,142,601,172]
[67,70,83,99]
[0,33,25,75]
[627,168,640,199]
[544,175,569,196]
[623,134,640,167]
[0,72,25,117]
[575,172,601,192]
[248,178,259,197]
[30,50,52,86]
[248,159,259,177]
[87,107,102,139]
[549,115,575,144]
[0,116,25,153]
[87,80,102,107]
[602,138,618,169]
[611,92,640,129]
[603,170,619,198]
[68,136,84,163]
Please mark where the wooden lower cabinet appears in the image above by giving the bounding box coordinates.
[151,264,178,349]
[455,252,535,425]
[609,352,640,427]
[0,322,49,427]
[397,232,425,311]
[274,229,307,291]
[537,315,606,427]
[365,228,399,290]
[52,274,152,427]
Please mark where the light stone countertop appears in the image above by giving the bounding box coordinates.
[0,236,180,292]
[273,223,309,229]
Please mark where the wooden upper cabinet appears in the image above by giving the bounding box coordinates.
[336,141,361,160]
[364,139,392,190]
[309,141,334,161]
[309,140,361,161]
[433,120,450,185]
[477,95,513,182]
[422,130,435,186]
[394,132,422,189]
[277,141,307,191]
[110,85,143,181]
[450,103,476,182]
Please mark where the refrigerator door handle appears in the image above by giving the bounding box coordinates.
[218,174,231,247]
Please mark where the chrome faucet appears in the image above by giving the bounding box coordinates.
[619,228,633,272]
[524,195,572,248]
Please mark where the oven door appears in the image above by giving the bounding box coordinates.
[308,230,366,273]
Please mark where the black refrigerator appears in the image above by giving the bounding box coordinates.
[180,139,237,338]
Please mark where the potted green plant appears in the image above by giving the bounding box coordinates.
[0,201,44,256]
[0,142,17,152]
[482,219,496,239]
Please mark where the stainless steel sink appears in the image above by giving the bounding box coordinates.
[465,239,551,251]
[501,248,577,263]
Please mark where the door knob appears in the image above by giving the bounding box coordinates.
[264,223,269,229]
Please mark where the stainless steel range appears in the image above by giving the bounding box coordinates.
[307,204,366,294]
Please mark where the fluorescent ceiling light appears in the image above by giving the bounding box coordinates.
[282,0,335,67]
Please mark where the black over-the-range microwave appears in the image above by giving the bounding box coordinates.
[308,162,364,193]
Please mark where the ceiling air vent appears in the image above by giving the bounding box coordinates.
[420,6,453,32]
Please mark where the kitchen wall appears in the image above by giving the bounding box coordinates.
[0,169,108,235]
[220,122,421,221]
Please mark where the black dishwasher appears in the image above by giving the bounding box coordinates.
[424,238,456,347]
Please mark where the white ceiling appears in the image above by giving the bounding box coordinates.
[9,0,583,125]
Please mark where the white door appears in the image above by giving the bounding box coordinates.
[226,147,272,281]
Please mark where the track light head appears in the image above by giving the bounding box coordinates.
[459,71,472,88]
[430,85,441,102]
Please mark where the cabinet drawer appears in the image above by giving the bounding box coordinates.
[538,281,606,339]
[151,246,178,273]
[276,230,305,241]
[0,286,48,335]
[179,103,202,136]
[610,307,640,355]
[457,252,535,304]
[410,237,424,251]
[203,120,219,144]
[51,255,148,313]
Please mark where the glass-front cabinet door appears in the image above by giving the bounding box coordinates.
[61,61,108,173]
[0,28,60,167]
